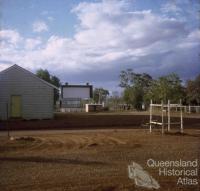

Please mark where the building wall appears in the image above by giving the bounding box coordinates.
[85,104,103,112]
[61,98,81,108]
[0,66,54,120]
[62,87,91,99]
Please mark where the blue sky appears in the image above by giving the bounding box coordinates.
[0,0,200,92]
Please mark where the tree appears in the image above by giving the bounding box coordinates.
[36,69,61,104]
[119,69,153,110]
[119,68,135,88]
[145,73,185,103]
[51,75,61,88]
[36,69,51,83]
[93,88,109,104]
[186,74,200,105]
[123,86,143,110]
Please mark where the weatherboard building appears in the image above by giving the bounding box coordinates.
[0,64,58,120]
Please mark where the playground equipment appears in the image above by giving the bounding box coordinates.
[149,100,183,134]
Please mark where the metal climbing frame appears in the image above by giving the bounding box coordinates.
[149,100,183,134]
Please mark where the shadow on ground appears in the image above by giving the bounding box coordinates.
[0,156,107,166]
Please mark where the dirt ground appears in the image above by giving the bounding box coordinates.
[0,113,199,191]
[0,112,200,130]
[0,128,200,191]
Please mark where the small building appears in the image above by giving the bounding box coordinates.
[61,83,93,112]
[0,64,58,120]
[85,104,103,112]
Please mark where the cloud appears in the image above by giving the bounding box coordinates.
[0,29,22,46]
[25,38,42,50]
[161,0,199,25]
[32,20,48,33]
[40,10,54,22]
[0,0,199,89]
[161,2,182,14]
[47,16,54,22]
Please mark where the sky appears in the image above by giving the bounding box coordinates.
[0,0,200,93]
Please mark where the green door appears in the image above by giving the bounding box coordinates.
[11,95,22,118]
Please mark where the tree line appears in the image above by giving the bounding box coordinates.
[119,69,200,110]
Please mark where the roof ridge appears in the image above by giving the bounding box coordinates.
[0,64,59,90]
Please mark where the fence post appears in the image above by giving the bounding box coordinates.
[161,100,164,134]
[180,100,183,133]
[150,100,152,133]
[168,100,170,132]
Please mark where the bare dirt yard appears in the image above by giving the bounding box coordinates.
[0,113,200,191]
[0,112,200,130]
